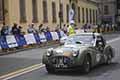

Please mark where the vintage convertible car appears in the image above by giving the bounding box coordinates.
[42,33,115,73]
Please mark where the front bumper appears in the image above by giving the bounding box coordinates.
[50,65,82,71]
[43,56,82,70]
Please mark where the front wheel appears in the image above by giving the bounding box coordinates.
[45,65,55,74]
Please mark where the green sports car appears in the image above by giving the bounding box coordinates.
[42,33,115,73]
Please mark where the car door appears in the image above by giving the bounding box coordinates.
[95,36,105,64]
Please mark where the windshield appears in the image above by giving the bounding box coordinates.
[65,35,94,45]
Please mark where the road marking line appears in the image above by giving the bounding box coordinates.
[0,63,45,80]
[1,36,120,80]
[107,37,120,43]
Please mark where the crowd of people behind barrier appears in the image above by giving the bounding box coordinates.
[0,23,68,51]
[0,22,117,52]
[0,22,117,37]
[81,23,117,33]
[0,23,68,37]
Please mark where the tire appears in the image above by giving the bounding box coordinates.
[105,48,113,65]
[106,54,112,65]
[45,65,55,74]
[82,55,91,73]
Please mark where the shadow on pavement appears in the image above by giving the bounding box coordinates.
[49,62,120,77]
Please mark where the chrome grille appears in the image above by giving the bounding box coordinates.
[51,56,71,66]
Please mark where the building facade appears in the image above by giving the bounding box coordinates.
[116,0,120,29]
[0,0,98,32]
[94,0,117,25]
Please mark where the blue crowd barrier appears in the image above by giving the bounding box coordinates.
[57,32,61,39]
[15,35,27,47]
[44,32,53,41]
[0,36,9,49]
[0,31,66,49]
[33,33,41,44]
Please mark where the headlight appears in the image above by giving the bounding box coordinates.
[46,48,53,57]
[60,36,68,44]
[72,51,79,57]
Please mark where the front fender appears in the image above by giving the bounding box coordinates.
[42,54,49,64]
[75,49,92,65]
[104,45,115,58]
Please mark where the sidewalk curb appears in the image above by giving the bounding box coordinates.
[0,41,60,56]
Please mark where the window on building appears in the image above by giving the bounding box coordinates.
[104,5,109,15]
[19,0,26,23]
[78,7,80,23]
[89,9,92,24]
[82,8,85,23]
[60,3,64,22]
[0,0,3,21]
[52,2,57,23]
[66,4,69,23]
[96,10,98,24]
[86,8,88,23]
[117,0,120,9]
[93,10,95,24]
[43,0,48,23]
[32,0,38,23]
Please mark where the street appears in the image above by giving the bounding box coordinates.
[0,32,120,80]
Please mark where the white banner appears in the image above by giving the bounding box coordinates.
[6,35,18,48]
[60,31,67,37]
[50,32,59,40]
[24,34,36,45]
[39,33,47,42]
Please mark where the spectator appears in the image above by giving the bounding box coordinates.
[46,26,50,32]
[62,24,66,29]
[83,24,87,32]
[88,24,91,29]
[1,24,7,36]
[38,24,43,33]
[67,21,75,36]
[1,23,11,36]
[7,25,12,35]
[97,24,101,33]
[63,24,67,34]
[18,26,24,35]
[27,23,37,33]
[106,24,109,32]
[11,23,20,35]
[55,25,60,32]
[59,29,67,38]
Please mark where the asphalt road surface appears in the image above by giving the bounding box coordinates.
[0,32,120,80]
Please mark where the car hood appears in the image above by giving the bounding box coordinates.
[53,44,91,57]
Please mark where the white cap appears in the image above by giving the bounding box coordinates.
[70,20,75,24]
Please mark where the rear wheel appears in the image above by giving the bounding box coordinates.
[105,48,113,65]
[82,55,91,73]
[45,65,55,74]
[106,54,112,64]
